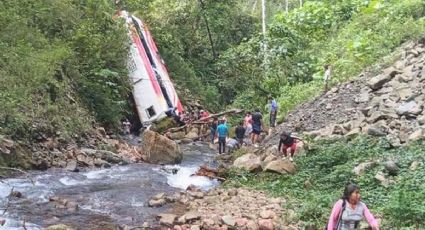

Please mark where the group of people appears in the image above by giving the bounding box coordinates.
[166,106,210,127]
[207,95,281,155]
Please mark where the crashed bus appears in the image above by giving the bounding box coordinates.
[118,11,183,127]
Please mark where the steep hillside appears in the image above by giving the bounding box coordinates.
[266,38,425,147]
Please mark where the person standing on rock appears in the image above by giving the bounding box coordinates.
[268,95,278,128]
[216,119,228,154]
[278,131,299,162]
[324,64,332,92]
[235,121,246,146]
[327,183,379,230]
[251,108,263,147]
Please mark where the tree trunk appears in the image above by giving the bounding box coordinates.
[198,0,217,59]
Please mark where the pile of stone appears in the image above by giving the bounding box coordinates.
[296,41,425,146]
[154,188,299,230]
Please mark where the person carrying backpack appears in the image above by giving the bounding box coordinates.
[327,183,379,230]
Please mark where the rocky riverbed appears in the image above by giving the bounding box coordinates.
[0,143,219,229]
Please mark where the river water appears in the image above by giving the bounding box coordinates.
[0,143,219,229]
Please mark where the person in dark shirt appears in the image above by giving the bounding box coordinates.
[278,131,299,161]
[235,121,246,145]
[209,118,219,144]
[251,108,263,147]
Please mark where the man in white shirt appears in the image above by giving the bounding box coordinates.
[324,64,331,92]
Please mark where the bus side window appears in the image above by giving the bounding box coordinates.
[146,106,156,118]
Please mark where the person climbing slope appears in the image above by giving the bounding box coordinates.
[278,131,300,162]
[251,108,263,147]
[268,95,278,128]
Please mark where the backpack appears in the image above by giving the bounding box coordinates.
[325,199,346,230]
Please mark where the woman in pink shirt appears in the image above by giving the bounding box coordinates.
[327,183,379,230]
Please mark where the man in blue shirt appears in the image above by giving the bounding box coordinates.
[269,95,278,128]
[216,120,228,154]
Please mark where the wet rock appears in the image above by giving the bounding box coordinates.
[384,161,399,176]
[264,160,296,174]
[65,160,78,172]
[157,213,177,226]
[45,224,75,230]
[233,154,262,172]
[96,150,123,164]
[9,190,22,198]
[148,198,166,207]
[221,215,235,227]
[153,192,166,200]
[142,130,182,164]
[258,219,274,230]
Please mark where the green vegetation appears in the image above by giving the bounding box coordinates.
[226,137,425,229]
[0,0,130,141]
[122,0,425,120]
[2,0,424,140]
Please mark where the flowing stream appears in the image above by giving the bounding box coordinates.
[0,143,219,229]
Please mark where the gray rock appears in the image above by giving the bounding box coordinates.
[384,161,399,176]
[264,160,296,174]
[366,126,386,136]
[65,160,78,172]
[45,224,75,230]
[222,215,236,227]
[142,130,182,164]
[148,198,166,207]
[396,101,422,116]
[233,154,262,172]
[368,71,396,90]
[157,213,177,226]
[353,161,376,176]
[185,211,201,222]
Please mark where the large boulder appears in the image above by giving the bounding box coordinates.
[233,154,262,172]
[264,160,296,174]
[142,130,182,164]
